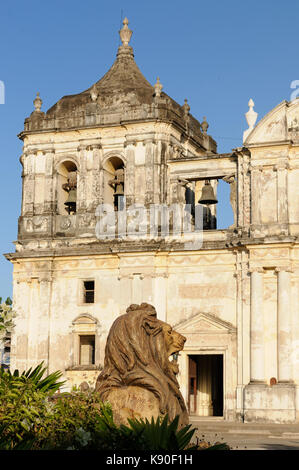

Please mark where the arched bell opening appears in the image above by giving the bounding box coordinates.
[197,179,218,230]
[57,160,78,215]
[103,156,125,210]
[184,179,218,230]
[195,177,236,230]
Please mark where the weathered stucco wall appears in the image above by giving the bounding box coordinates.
[9,243,299,421]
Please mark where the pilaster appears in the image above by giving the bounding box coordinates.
[275,266,293,383]
[249,267,265,383]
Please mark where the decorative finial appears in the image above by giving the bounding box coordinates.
[119,17,132,47]
[33,92,42,112]
[154,77,163,97]
[183,98,190,116]
[243,98,258,143]
[201,116,209,134]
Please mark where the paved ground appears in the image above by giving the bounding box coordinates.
[189,417,299,450]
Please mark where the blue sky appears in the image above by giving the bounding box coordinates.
[0,0,298,299]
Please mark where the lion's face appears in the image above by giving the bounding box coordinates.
[161,322,186,357]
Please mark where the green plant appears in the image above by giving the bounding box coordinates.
[0,366,228,451]
[0,362,65,449]
[0,297,12,306]
[35,390,110,450]
[0,383,50,449]
[0,362,65,393]
[123,414,197,451]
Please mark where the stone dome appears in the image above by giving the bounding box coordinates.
[21,18,216,153]
[46,44,156,116]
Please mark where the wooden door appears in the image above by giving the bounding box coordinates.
[188,356,197,414]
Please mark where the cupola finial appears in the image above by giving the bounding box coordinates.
[243,98,258,143]
[201,116,209,134]
[33,92,42,112]
[154,77,163,97]
[119,17,132,47]
[183,98,190,116]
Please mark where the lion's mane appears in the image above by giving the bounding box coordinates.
[96,303,188,424]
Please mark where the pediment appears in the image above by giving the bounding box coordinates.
[245,101,287,145]
[173,312,236,334]
[245,99,299,146]
[72,314,98,325]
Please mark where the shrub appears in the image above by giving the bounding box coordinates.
[33,390,111,450]
[0,362,65,449]
[0,363,229,451]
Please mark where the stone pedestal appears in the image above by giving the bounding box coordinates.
[244,383,296,423]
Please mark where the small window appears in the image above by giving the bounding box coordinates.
[83,281,95,303]
[79,335,95,365]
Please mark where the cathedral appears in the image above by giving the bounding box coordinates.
[5,18,299,423]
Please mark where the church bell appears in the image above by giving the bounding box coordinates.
[114,184,124,196]
[113,168,125,196]
[198,180,218,205]
[64,189,77,214]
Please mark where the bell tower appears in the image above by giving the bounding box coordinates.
[7,19,217,384]
[16,18,217,246]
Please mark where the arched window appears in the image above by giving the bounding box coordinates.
[57,160,78,215]
[103,156,125,210]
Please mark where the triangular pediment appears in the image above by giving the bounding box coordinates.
[173,312,236,334]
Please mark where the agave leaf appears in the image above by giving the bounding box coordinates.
[24,363,45,380]
[177,428,196,449]
[23,366,32,378]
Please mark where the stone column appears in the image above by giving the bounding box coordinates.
[250,166,261,226]
[276,164,288,224]
[152,141,160,204]
[22,152,35,216]
[43,150,55,214]
[92,144,102,209]
[241,152,251,231]
[38,276,53,370]
[145,140,154,205]
[77,145,87,212]
[276,267,292,383]
[249,268,265,383]
[160,141,167,205]
[124,142,135,206]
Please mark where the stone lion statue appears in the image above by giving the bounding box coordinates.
[96,303,188,426]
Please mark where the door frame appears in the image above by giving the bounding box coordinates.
[179,348,227,418]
